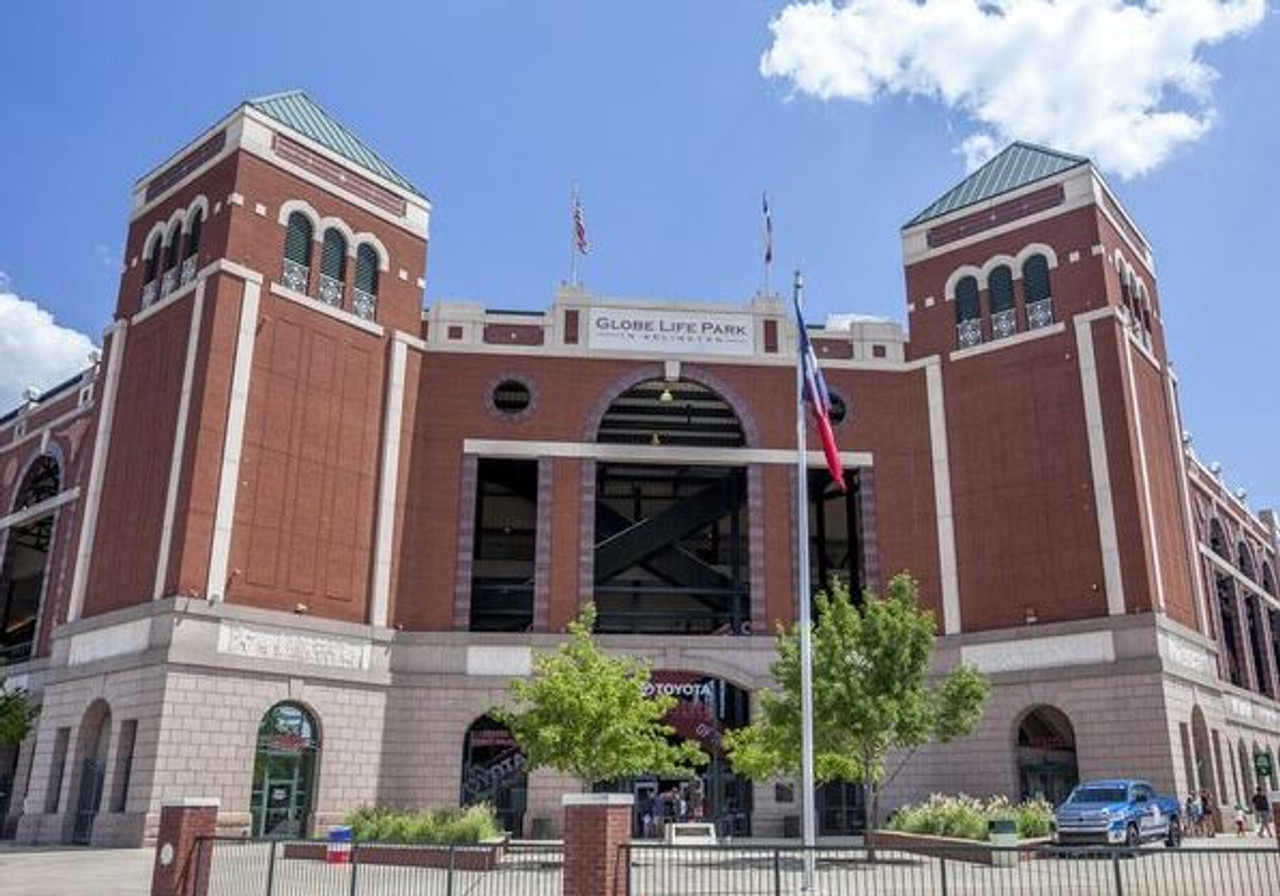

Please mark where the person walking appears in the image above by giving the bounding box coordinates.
[1185,793,1202,838]
[1199,789,1218,837]
[1251,786,1273,838]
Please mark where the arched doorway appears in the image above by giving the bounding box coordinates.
[1190,707,1213,795]
[1237,739,1255,797]
[0,455,60,663]
[250,702,320,837]
[461,715,527,837]
[621,671,753,837]
[70,700,112,844]
[1016,705,1079,806]
[591,379,752,634]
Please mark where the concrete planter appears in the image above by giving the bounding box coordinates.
[282,838,507,871]
[872,829,1050,866]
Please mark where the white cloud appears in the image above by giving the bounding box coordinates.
[761,0,1266,178]
[0,274,97,412]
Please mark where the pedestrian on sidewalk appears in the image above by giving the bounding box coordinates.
[1251,787,1273,838]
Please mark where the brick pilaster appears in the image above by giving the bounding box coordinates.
[562,793,632,896]
[150,798,218,896]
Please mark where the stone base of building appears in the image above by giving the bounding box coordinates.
[4,600,1278,847]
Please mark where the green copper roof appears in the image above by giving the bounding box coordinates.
[905,142,1088,228]
[248,91,422,196]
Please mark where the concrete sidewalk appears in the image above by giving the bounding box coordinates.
[0,845,152,896]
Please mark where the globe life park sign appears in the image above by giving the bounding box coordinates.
[587,307,756,356]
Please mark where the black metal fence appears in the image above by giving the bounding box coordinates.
[622,842,1280,896]
[195,837,562,896]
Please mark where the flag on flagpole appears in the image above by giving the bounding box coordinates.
[762,192,773,266]
[793,293,846,491]
[573,191,589,255]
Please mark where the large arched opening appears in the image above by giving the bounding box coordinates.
[69,699,112,844]
[1237,739,1255,798]
[1,454,61,663]
[1015,705,1079,806]
[591,379,752,634]
[1190,706,1213,797]
[249,702,320,837]
[460,714,528,837]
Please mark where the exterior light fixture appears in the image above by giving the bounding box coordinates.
[651,432,662,446]
[659,388,674,402]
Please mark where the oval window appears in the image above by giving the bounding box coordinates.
[492,380,532,415]
[829,393,849,425]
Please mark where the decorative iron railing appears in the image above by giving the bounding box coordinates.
[180,255,197,286]
[991,307,1017,339]
[956,317,983,348]
[140,279,157,308]
[1027,296,1054,330]
[318,273,344,308]
[281,258,309,294]
[352,288,377,320]
[160,268,177,298]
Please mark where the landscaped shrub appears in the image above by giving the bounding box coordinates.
[344,804,504,844]
[888,794,1054,842]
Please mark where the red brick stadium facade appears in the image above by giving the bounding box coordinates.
[1,94,1277,846]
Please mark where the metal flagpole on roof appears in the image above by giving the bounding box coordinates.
[793,269,818,893]
[569,183,579,287]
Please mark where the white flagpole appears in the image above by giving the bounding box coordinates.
[793,269,818,892]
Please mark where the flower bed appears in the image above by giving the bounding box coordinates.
[889,794,1053,841]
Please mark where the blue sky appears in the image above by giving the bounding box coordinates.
[1,1,1276,507]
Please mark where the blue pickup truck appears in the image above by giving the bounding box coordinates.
[1054,780,1183,847]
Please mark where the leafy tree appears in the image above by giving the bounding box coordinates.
[725,574,990,858]
[0,672,39,747]
[496,604,705,788]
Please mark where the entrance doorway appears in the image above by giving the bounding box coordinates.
[627,672,753,837]
[70,700,112,845]
[1016,705,1078,806]
[461,715,527,837]
[250,703,319,838]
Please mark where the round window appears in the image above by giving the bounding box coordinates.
[492,380,532,415]
[829,393,849,425]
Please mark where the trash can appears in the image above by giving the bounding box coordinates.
[326,825,354,864]
[988,818,1017,867]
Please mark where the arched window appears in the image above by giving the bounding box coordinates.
[1238,543,1256,580]
[988,265,1016,338]
[353,244,379,321]
[1023,254,1053,329]
[282,212,313,294]
[160,223,182,298]
[1120,269,1134,315]
[1262,562,1276,597]
[180,210,203,286]
[144,233,163,283]
[250,702,320,838]
[318,229,347,307]
[954,275,981,348]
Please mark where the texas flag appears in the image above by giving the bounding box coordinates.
[793,296,846,492]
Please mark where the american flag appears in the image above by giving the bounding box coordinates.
[793,293,846,491]
[763,192,773,266]
[573,193,589,255]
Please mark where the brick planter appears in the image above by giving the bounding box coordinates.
[281,840,505,871]
[872,829,1050,866]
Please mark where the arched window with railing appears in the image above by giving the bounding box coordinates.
[160,222,182,298]
[1023,254,1053,329]
[955,275,981,348]
[988,265,1016,339]
[181,209,203,287]
[142,233,164,307]
[282,212,313,294]
[318,229,347,308]
[353,244,379,321]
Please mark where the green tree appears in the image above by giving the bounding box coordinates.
[725,574,990,858]
[0,672,39,747]
[496,604,705,788]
